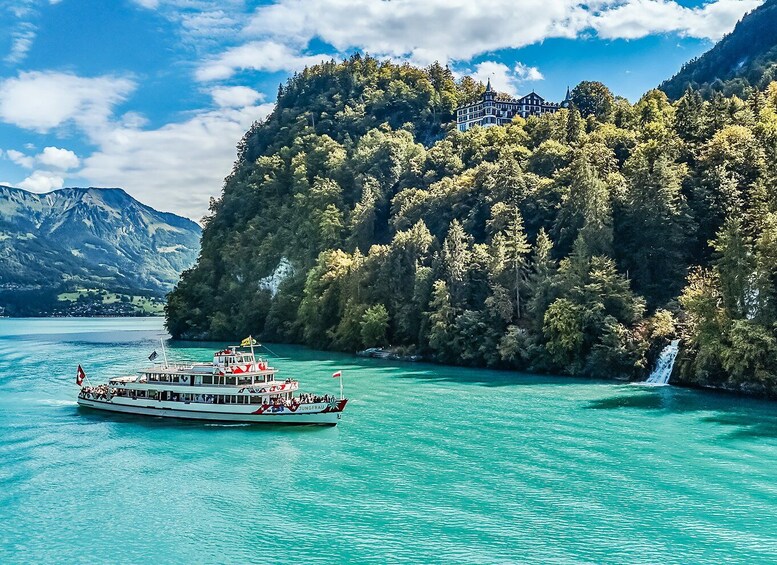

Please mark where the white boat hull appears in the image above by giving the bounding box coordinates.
[77,398,344,425]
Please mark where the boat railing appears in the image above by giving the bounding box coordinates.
[109,377,298,391]
[142,362,277,374]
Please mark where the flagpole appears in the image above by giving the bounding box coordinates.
[160,337,169,368]
[249,335,256,369]
[340,371,344,400]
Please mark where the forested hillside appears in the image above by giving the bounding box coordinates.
[661,0,777,100]
[167,55,777,397]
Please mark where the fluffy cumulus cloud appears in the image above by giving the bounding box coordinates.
[514,63,544,82]
[210,85,263,107]
[6,149,34,169]
[243,0,586,66]
[592,0,763,40]
[232,0,761,68]
[18,170,64,192]
[197,40,334,81]
[4,146,79,170]
[470,61,544,97]
[0,65,273,217]
[80,102,276,219]
[0,71,135,134]
[37,146,80,170]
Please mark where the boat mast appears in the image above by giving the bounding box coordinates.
[160,337,169,368]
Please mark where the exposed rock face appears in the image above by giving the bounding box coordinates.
[0,186,201,293]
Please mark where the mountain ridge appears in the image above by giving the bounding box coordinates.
[660,0,777,99]
[0,185,201,315]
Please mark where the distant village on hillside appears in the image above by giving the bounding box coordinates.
[456,79,570,131]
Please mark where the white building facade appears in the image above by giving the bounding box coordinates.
[456,80,569,132]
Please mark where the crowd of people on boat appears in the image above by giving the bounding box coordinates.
[78,384,112,400]
[297,394,336,405]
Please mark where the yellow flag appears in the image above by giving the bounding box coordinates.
[241,336,255,347]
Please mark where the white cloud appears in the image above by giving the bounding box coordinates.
[244,0,587,66]
[0,67,273,218]
[472,62,519,96]
[80,102,276,219]
[6,149,34,169]
[180,9,241,42]
[197,40,334,81]
[0,71,135,134]
[211,86,263,107]
[227,0,761,68]
[592,0,763,40]
[470,61,545,97]
[37,146,80,170]
[18,170,64,192]
[6,23,36,64]
[514,63,544,81]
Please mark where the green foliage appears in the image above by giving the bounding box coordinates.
[570,81,615,121]
[361,304,390,347]
[166,54,777,396]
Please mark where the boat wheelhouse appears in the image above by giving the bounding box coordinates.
[77,345,347,425]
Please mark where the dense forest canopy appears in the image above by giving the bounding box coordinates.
[167,54,777,397]
[660,0,777,100]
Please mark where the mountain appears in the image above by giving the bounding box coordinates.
[660,0,777,99]
[0,186,201,314]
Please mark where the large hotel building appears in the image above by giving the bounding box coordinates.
[456,79,570,132]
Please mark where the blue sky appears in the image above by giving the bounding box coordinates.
[0,0,764,219]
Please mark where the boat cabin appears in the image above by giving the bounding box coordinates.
[213,348,256,367]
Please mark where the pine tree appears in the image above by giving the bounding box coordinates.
[501,207,531,319]
[441,220,472,306]
[675,87,705,142]
[712,216,755,319]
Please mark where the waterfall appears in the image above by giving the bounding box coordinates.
[645,339,680,385]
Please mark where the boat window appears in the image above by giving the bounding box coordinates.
[202,375,212,385]
[227,377,237,386]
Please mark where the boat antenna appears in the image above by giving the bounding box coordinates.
[160,337,169,368]
[259,343,280,358]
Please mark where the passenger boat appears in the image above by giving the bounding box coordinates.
[76,341,347,425]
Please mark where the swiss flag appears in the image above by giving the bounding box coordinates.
[332,371,342,378]
[76,365,86,386]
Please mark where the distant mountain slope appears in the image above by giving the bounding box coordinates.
[0,186,201,297]
[660,0,777,100]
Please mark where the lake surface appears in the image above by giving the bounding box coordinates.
[1,318,776,564]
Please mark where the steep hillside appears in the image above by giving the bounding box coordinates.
[660,0,777,99]
[0,186,201,314]
[167,55,777,398]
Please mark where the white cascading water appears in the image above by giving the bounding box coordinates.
[645,339,680,385]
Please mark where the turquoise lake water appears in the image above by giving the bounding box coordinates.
[1,317,776,564]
